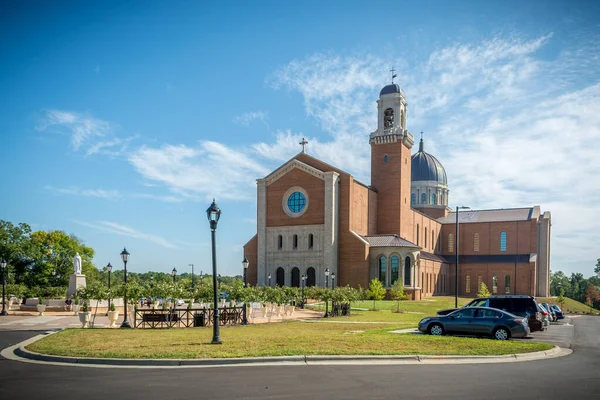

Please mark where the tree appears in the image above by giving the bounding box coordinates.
[366,279,386,311]
[585,285,600,313]
[389,280,407,313]
[557,288,567,309]
[477,282,491,298]
[595,259,600,278]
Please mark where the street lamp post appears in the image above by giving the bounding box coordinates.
[324,268,330,318]
[207,199,222,344]
[268,273,271,287]
[242,257,249,325]
[1,259,7,316]
[106,263,112,316]
[172,267,177,283]
[189,264,194,288]
[455,206,470,308]
[120,247,131,328]
[331,272,336,290]
[301,274,307,309]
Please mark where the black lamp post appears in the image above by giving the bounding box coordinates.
[301,274,306,309]
[106,262,112,316]
[120,247,131,328]
[207,199,222,344]
[242,257,249,325]
[1,259,7,316]
[172,267,177,283]
[324,268,330,318]
[455,206,470,308]
[331,272,336,290]
[268,273,271,287]
[189,263,194,288]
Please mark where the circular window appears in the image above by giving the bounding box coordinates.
[288,192,306,213]
[282,187,309,218]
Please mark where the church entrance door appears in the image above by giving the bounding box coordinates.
[276,267,285,287]
[291,267,300,287]
[307,267,316,287]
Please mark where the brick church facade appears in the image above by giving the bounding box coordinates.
[243,82,551,299]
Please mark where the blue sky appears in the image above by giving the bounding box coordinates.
[1,0,599,278]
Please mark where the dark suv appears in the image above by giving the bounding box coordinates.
[437,295,543,332]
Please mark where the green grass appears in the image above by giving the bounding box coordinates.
[27,320,552,359]
[309,296,471,324]
[537,297,600,314]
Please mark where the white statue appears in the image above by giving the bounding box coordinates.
[73,252,82,275]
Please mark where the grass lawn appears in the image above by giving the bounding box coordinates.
[308,296,470,324]
[27,320,553,359]
[537,297,599,314]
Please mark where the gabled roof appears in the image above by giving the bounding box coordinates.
[362,234,419,248]
[437,207,539,224]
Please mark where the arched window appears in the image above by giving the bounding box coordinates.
[448,233,454,252]
[500,232,507,252]
[432,230,435,250]
[306,267,316,287]
[293,234,298,249]
[384,108,394,128]
[291,267,300,287]
[276,267,285,287]
[384,155,388,162]
[278,235,283,250]
[391,256,399,284]
[404,257,411,286]
[411,193,416,204]
[378,256,387,285]
[308,233,314,249]
[474,233,480,252]
[416,224,420,246]
[505,275,511,294]
[477,275,482,293]
[431,193,437,205]
[492,276,498,294]
[466,275,471,294]
[425,227,428,248]
[421,193,427,204]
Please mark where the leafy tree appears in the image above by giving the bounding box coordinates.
[366,279,386,311]
[477,282,491,298]
[389,280,407,313]
[585,285,600,313]
[557,288,567,309]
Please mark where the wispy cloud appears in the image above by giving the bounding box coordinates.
[73,220,178,249]
[37,110,135,156]
[128,141,271,201]
[234,111,269,128]
[46,186,121,199]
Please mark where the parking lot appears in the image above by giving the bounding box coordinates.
[516,317,575,348]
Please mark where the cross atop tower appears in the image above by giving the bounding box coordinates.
[390,67,397,84]
[299,137,308,153]
[420,130,424,140]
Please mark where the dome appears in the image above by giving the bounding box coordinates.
[380,84,402,96]
[411,139,447,184]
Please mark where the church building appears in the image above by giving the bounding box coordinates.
[243,81,551,299]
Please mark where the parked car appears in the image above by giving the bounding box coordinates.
[437,295,544,332]
[541,302,557,322]
[419,306,530,340]
[538,303,551,327]
[550,304,564,319]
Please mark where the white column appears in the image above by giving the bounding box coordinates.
[323,171,340,282]
[257,179,267,286]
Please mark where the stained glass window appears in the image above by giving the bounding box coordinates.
[287,192,306,213]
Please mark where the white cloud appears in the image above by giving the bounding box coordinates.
[234,111,269,127]
[128,141,271,201]
[46,186,121,199]
[37,110,134,156]
[73,220,178,249]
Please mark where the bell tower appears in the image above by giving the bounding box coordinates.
[370,77,414,239]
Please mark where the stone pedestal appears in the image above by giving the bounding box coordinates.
[68,274,87,298]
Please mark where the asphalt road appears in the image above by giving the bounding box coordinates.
[0,316,599,400]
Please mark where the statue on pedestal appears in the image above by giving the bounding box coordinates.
[73,252,82,275]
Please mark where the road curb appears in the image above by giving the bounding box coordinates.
[1,332,572,369]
